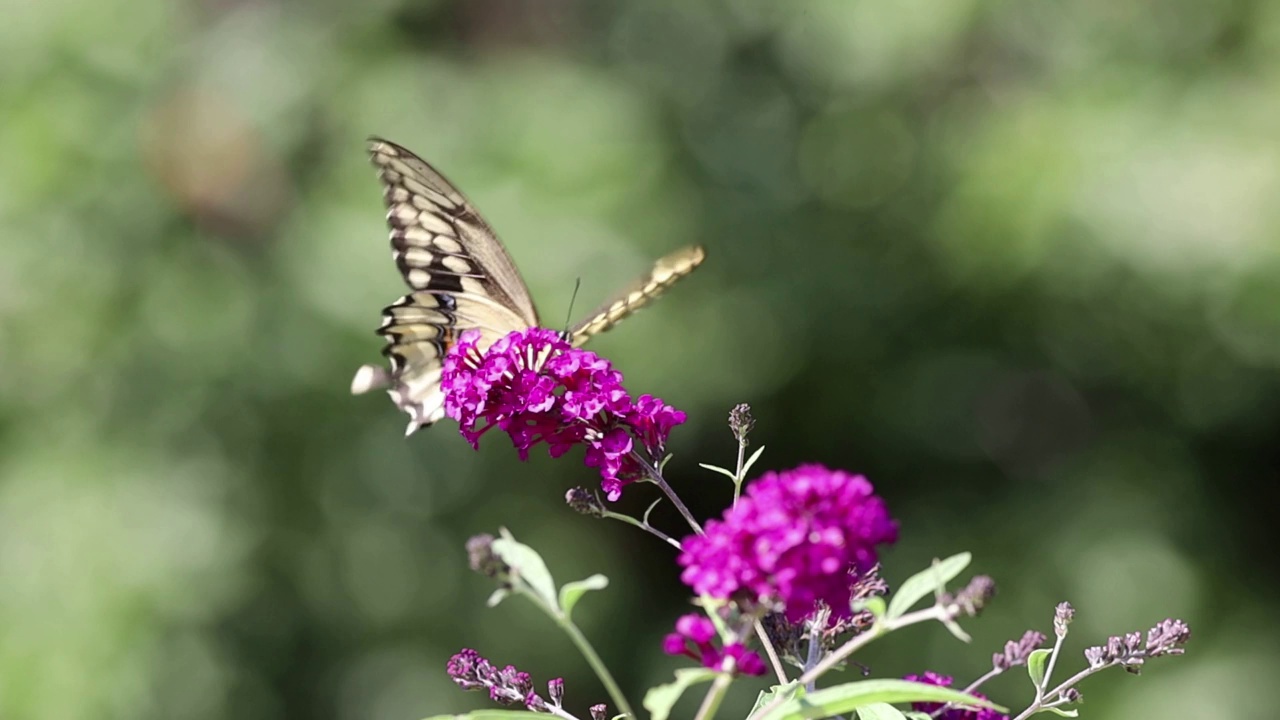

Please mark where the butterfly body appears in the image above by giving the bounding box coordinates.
[352,138,705,435]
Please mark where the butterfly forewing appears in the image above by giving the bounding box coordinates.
[353,137,705,436]
[371,138,539,323]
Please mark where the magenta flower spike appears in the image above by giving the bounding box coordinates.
[679,464,899,622]
[441,328,686,501]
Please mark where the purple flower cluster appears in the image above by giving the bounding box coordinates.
[662,613,766,676]
[447,648,563,711]
[678,464,898,622]
[1084,618,1191,672]
[904,671,1007,720]
[442,328,686,501]
[992,630,1047,670]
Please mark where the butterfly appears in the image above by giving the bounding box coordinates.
[351,138,707,436]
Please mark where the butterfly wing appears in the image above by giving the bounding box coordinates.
[352,138,540,435]
[568,245,706,346]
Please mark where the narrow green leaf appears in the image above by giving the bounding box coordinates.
[420,711,546,720]
[751,682,802,715]
[885,552,972,619]
[740,445,766,478]
[492,529,559,611]
[755,678,1003,720]
[643,667,718,720]
[1027,648,1052,687]
[903,713,933,720]
[698,463,738,481]
[856,702,908,720]
[1037,707,1079,717]
[853,596,887,620]
[559,574,609,617]
[659,452,674,472]
[941,616,972,643]
[642,498,663,526]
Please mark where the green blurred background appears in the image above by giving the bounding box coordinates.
[2,0,1276,718]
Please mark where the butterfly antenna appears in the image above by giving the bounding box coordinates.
[562,277,583,340]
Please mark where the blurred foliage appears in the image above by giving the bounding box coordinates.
[2,0,1278,718]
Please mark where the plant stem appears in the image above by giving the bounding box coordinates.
[554,611,636,720]
[750,603,956,719]
[603,510,682,549]
[753,621,789,685]
[546,706,583,720]
[1012,662,1108,720]
[693,672,734,720]
[632,450,703,535]
[1036,629,1067,702]
[803,623,822,692]
[931,667,1003,718]
[520,585,635,717]
[732,440,746,506]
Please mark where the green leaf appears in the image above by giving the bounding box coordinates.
[642,498,663,526]
[420,711,546,719]
[1027,648,1052,687]
[491,529,559,611]
[751,682,802,715]
[698,463,738,481]
[1036,708,1079,717]
[643,667,718,720]
[754,678,1003,720]
[659,453,674,472]
[559,574,608,617]
[940,615,972,643]
[885,552,972,619]
[856,702,908,720]
[740,445,766,478]
[853,596,887,620]
[903,713,933,720]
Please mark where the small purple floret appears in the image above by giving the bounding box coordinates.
[662,613,766,676]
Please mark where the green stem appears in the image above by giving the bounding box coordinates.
[602,509,682,549]
[554,610,636,719]
[632,450,703,535]
[749,603,956,719]
[520,587,634,718]
[931,666,1003,718]
[753,620,790,685]
[732,441,746,506]
[1037,630,1067,701]
[1012,662,1106,720]
[693,672,734,720]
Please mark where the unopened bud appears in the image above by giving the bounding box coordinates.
[729,403,754,445]
[565,487,606,517]
[466,534,509,580]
